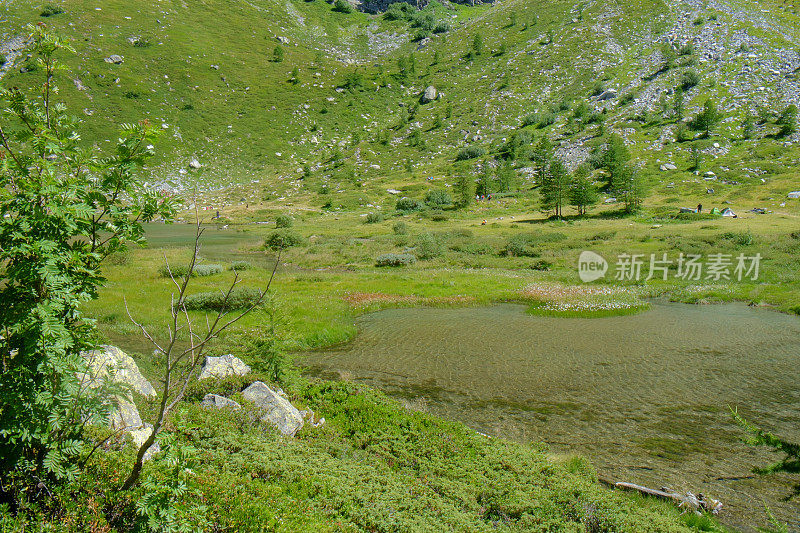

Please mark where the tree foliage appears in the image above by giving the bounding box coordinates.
[0,25,176,485]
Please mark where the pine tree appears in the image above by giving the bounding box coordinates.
[691,98,722,137]
[777,104,798,137]
[273,45,284,62]
[540,158,569,218]
[569,164,599,216]
[672,86,685,120]
[612,163,646,213]
[472,33,484,57]
[496,159,517,193]
[531,136,554,186]
[455,174,475,208]
[599,134,631,190]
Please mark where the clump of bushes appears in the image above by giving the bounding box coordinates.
[40,4,64,16]
[430,212,449,222]
[183,288,263,311]
[229,261,253,271]
[275,214,294,228]
[375,253,416,267]
[265,230,304,250]
[393,221,409,235]
[455,146,487,161]
[158,263,222,278]
[720,231,754,247]
[425,190,452,207]
[502,233,566,258]
[681,70,701,90]
[333,0,354,13]
[414,233,443,259]
[365,212,384,224]
[396,197,424,212]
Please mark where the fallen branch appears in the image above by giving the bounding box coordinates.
[614,482,723,515]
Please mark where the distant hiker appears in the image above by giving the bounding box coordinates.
[481,219,487,225]
[216,210,220,219]
[696,203,702,213]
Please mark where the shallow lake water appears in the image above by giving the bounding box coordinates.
[301,302,800,531]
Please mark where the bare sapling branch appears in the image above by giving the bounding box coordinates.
[120,211,280,490]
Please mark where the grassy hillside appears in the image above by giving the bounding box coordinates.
[2,0,799,215]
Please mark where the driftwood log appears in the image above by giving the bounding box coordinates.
[614,482,723,515]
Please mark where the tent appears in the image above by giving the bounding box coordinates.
[721,208,737,218]
[710,207,721,215]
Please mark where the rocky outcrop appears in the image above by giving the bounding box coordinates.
[82,345,157,398]
[202,393,242,410]
[198,354,251,380]
[80,345,159,459]
[242,381,304,436]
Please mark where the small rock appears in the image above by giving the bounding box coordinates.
[421,85,438,104]
[104,55,124,64]
[597,88,618,101]
[660,163,677,171]
[198,354,251,380]
[202,394,242,410]
[188,158,202,169]
[242,381,304,436]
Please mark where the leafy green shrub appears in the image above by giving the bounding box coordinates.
[0,53,6,66]
[229,261,253,271]
[393,221,409,235]
[424,189,452,206]
[396,197,424,212]
[137,434,210,532]
[589,230,617,241]
[265,230,304,250]
[384,1,415,20]
[365,212,384,224]
[159,264,222,278]
[414,233,443,259]
[40,4,64,16]
[375,253,416,267]
[529,259,553,271]
[194,264,223,276]
[430,212,449,222]
[720,231,754,246]
[275,214,294,228]
[502,233,566,257]
[184,288,263,311]
[455,146,487,161]
[333,0,354,13]
[681,70,701,90]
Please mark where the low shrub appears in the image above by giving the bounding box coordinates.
[430,212,449,222]
[230,261,253,271]
[503,233,563,257]
[40,4,64,16]
[194,264,223,277]
[365,212,384,224]
[393,221,409,235]
[720,231,754,247]
[396,197,424,212]
[159,263,222,278]
[275,214,294,228]
[265,230,304,250]
[425,189,452,206]
[414,233,443,260]
[455,146,486,161]
[333,0,354,13]
[183,288,264,311]
[375,253,417,267]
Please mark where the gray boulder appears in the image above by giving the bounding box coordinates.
[242,381,304,436]
[79,345,159,459]
[82,345,156,398]
[202,394,242,410]
[104,55,124,64]
[421,85,438,103]
[597,88,618,101]
[198,354,251,380]
[660,163,678,171]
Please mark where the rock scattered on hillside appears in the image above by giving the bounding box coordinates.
[421,85,438,104]
[202,393,242,410]
[198,354,251,380]
[104,55,124,64]
[242,381,304,436]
